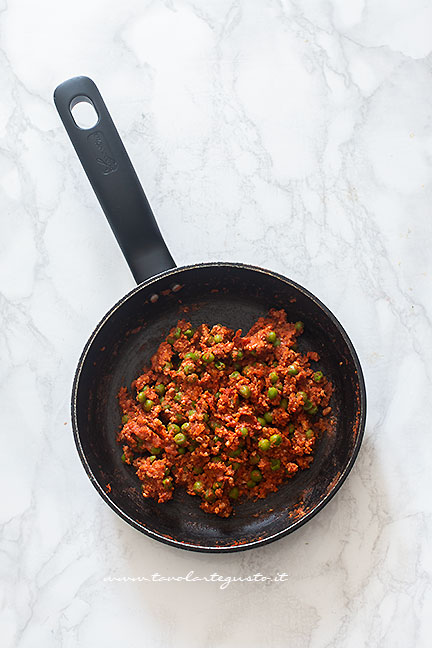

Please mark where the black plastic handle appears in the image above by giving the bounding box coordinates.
[53,76,175,284]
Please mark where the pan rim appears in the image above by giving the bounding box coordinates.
[71,261,366,552]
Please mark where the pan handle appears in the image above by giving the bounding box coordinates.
[53,76,176,284]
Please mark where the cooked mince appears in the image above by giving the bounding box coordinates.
[117,309,333,517]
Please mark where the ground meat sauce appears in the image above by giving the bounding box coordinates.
[117,309,333,517]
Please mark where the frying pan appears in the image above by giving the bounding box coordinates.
[54,76,366,553]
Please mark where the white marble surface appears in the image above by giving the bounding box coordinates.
[1,0,432,646]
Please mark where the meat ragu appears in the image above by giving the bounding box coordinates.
[117,309,333,517]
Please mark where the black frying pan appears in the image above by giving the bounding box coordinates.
[54,76,366,553]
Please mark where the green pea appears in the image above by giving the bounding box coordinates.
[174,432,187,446]
[205,488,216,502]
[258,438,270,452]
[213,481,223,490]
[240,426,249,437]
[268,387,278,399]
[270,433,282,446]
[288,423,295,434]
[308,405,318,415]
[266,331,277,343]
[203,352,215,363]
[239,385,251,398]
[162,477,173,489]
[177,447,186,454]
[247,479,256,488]
[155,384,166,396]
[121,453,127,463]
[271,458,281,471]
[214,333,223,343]
[150,446,161,455]
[193,466,203,475]
[269,371,279,384]
[187,410,196,419]
[137,390,147,403]
[264,412,273,424]
[230,371,241,379]
[250,469,262,483]
[184,328,194,339]
[164,362,173,371]
[207,336,215,346]
[280,398,288,410]
[215,391,221,400]
[181,422,190,432]
[306,429,314,438]
[298,391,308,402]
[148,455,156,463]
[168,423,180,434]
[174,393,182,403]
[313,371,323,383]
[288,365,299,376]
[250,455,260,465]
[121,415,129,424]
[294,321,304,333]
[185,351,200,360]
[214,361,225,370]
[230,461,240,471]
[229,448,242,458]
[193,480,204,493]
[144,399,155,411]
[183,363,194,375]
[257,416,266,427]
[229,486,239,500]
[174,327,182,339]
[273,338,281,347]
[303,400,314,411]
[202,412,209,422]
[234,350,244,360]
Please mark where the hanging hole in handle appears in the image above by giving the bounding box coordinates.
[70,95,99,129]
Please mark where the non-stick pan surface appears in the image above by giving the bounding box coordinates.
[55,77,366,552]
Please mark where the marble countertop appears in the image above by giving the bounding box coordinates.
[2,1,431,646]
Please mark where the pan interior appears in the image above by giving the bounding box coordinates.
[74,264,364,550]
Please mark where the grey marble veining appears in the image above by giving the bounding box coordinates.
[1,1,431,646]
